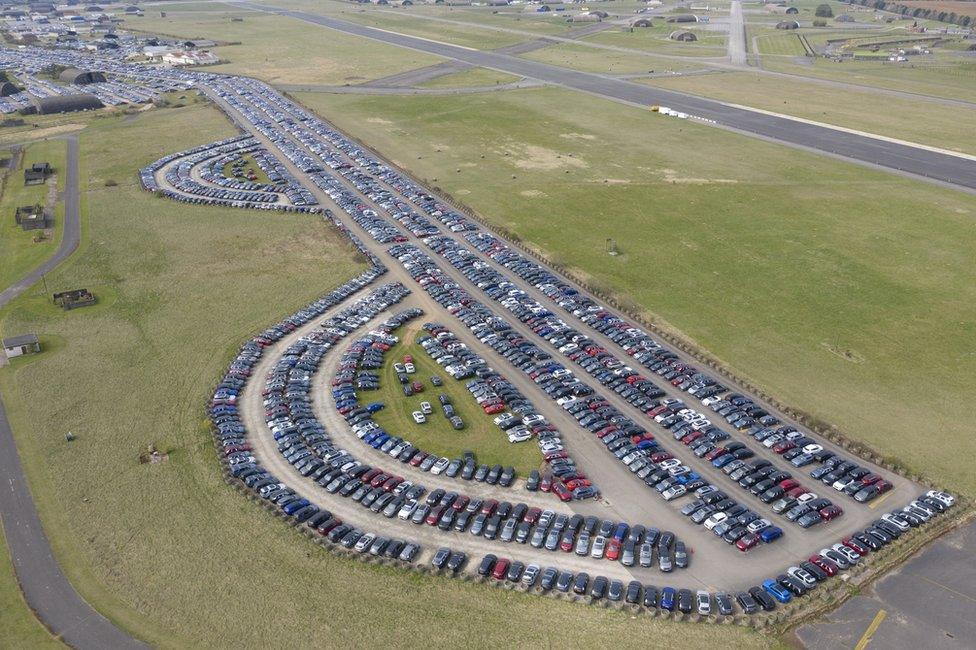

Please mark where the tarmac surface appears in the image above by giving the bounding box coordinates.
[234,1,976,193]
[0,135,146,648]
[795,521,976,650]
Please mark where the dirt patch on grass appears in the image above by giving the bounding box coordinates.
[520,189,547,197]
[0,123,85,145]
[656,168,737,184]
[504,143,588,171]
[559,132,596,141]
[366,117,393,125]
[821,341,865,364]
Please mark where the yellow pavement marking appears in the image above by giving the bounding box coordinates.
[868,490,894,509]
[854,609,887,650]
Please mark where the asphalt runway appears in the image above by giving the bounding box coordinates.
[233,1,976,193]
[795,521,976,650]
[0,135,146,648]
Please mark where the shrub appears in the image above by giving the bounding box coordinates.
[815,3,834,17]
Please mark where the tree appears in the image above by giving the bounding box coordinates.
[815,3,834,17]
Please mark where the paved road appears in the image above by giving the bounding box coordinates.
[0,135,146,648]
[795,521,976,650]
[727,1,747,67]
[235,2,976,193]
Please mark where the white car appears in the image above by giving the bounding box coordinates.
[430,457,450,475]
[704,512,728,531]
[696,590,711,616]
[354,534,376,553]
[747,518,770,534]
[522,414,546,427]
[662,485,687,501]
[420,401,432,414]
[590,535,607,559]
[881,513,910,531]
[832,543,860,564]
[508,429,532,444]
[797,492,818,504]
[802,443,823,455]
[398,500,418,520]
[659,458,682,470]
[393,363,406,374]
[926,490,955,507]
[763,434,784,448]
[820,549,849,569]
[411,411,426,424]
[404,362,415,374]
[787,566,817,588]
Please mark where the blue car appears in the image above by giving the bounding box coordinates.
[762,579,792,604]
[675,471,700,486]
[660,587,676,611]
[369,434,390,449]
[760,526,784,543]
[713,454,736,468]
[283,499,310,515]
[366,402,385,413]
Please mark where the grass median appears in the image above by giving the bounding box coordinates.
[369,328,542,476]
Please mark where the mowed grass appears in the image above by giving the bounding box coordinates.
[296,86,976,497]
[221,153,272,185]
[584,25,728,58]
[755,33,807,56]
[369,330,542,476]
[0,100,773,649]
[130,11,443,85]
[642,71,976,154]
[418,67,522,89]
[0,528,63,648]
[0,139,66,293]
[335,8,529,50]
[520,41,706,74]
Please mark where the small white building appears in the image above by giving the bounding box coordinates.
[2,333,40,359]
[162,50,220,66]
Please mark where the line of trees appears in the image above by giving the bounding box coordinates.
[842,0,974,26]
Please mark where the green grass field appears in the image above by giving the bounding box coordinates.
[129,11,443,85]
[642,71,976,155]
[0,528,63,648]
[584,25,728,58]
[0,98,774,649]
[520,41,706,74]
[755,33,807,56]
[0,139,66,294]
[335,8,530,50]
[221,153,272,185]
[295,86,976,498]
[369,330,541,476]
[418,67,521,89]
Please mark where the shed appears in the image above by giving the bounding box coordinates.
[53,289,96,310]
[30,94,104,115]
[183,39,217,48]
[631,17,653,27]
[15,204,50,230]
[24,162,52,185]
[666,14,699,22]
[775,20,799,29]
[669,29,697,41]
[31,3,56,13]
[767,4,799,13]
[59,67,107,84]
[86,5,103,10]
[2,334,40,359]
[835,14,854,22]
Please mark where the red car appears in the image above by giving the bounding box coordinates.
[481,499,498,516]
[682,431,704,445]
[370,473,389,488]
[524,507,541,525]
[779,478,800,491]
[565,478,592,490]
[491,558,511,580]
[425,506,444,526]
[483,403,504,415]
[559,536,575,552]
[411,381,424,393]
[381,476,402,492]
[452,495,470,511]
[860,474,882,486]
[409,452,428,467]
[552,482,572,502]
[736,533,760,552]
[651,452,673,463]
[705,447,727,461]
[772,440,797,454]
[605,539,622,561]
[875,480,893,494]
[820,505,844,521]
[809,555,838,576]
[539,473,553,492]
[842,536,869,555]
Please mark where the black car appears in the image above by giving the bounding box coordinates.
[736,591,758,614]
[642,585,659,608]
[477,553,496,576]
[715,592,734,616]
[625,581,642,604]
[677,589,694,614]
[749,586,776,612]
[572,572,590,595]
[589,575,608,599]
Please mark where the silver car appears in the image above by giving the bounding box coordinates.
[639,542,653,568]
[590,535,607,559]
[574,531,591,556]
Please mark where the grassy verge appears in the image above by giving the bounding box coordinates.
[221,153,272,185]
[0,528,63,648]
[369,329,542,476]
[519,41,706,74]
[0,139,66,293]
[641,71,976,154]
[294,86,976,498]
[584,26,728,58]
[418,67,522,89]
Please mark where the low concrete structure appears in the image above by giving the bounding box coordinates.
[24,162,52,185]
[14,204,50,230]
[669,29,698,41]
[2,333,40,359]
[53,289,96,310]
